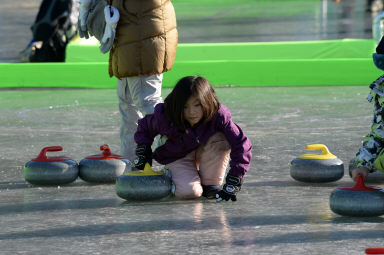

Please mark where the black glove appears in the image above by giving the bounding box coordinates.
[133,145,152,170]
[216,174,243,202]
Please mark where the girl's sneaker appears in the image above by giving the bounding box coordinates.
[202,185,221,199]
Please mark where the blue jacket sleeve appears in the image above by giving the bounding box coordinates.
[355,75,384,170]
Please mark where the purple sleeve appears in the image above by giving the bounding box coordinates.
[134,113,160,147]
[218,107,252,178]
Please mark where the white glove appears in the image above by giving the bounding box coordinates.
[78,0,92,38]
[100,5,119,53]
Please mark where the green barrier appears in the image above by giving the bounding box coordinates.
[67,38,375,62]
[0,39,382,88]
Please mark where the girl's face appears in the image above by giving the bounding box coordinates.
[184,95,203,126]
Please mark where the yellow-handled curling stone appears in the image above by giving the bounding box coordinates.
[348,159,384,183]
[24,146,79,185]
[116,163,172,201]
[290,144,344,183]
[329,174,384,217]
[79,144,131,183]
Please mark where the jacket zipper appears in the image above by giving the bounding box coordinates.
[189,128,200,144]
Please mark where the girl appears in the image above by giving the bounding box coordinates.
[133,76,252,201]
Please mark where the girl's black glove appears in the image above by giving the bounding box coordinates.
[133,145,152,170]
[216,174,243,202]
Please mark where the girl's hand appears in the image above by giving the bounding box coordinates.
[134,145,152,170]
[351,167,370,182]
[216,174,242,202]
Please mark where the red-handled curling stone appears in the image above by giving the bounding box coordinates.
[290,144,344,183]
[79,144,131,183]
[24,146,78,185]
[329,174,384,217]
[366,247,384,254]
[348,159,384,183]
[116,163,172,201]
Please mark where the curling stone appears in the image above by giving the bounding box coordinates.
[24,146,78,185]
[290,144,344,183]
[329,174,384,217]
[348,159,384,183]
[79,144,131,183]
[116,163,172,201]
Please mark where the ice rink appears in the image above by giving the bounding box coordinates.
[1,86,383,254]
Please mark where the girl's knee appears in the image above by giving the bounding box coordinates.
[174,183,203,199]
[204,132,231,152]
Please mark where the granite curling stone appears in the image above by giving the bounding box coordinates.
[24,146,79,185]
[348,159,384,183]
[329,174,384,217]
[79,144,131,183]
[290,144,344,183]
[116,163,172,201]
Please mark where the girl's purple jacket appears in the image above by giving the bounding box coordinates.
[135,103,252,178]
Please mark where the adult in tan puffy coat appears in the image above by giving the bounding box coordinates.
[110,0,178,160]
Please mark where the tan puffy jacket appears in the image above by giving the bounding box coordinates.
[109,0,178,78]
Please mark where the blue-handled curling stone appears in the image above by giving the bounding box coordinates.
[116,163,172,201]
[24,146,78,185]
[79,144,131,183]
[329,174,384,217]
[290,144,344,183]
[348,159,384,183]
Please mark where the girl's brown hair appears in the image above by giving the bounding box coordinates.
[164,76,220,128]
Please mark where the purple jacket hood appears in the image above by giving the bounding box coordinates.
[135,103,252,177]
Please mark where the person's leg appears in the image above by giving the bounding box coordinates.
[127,73,164,161]
[197,132,231,197]
[116,78,142,161]
[166,151,203,199]
[374,149,384,171]
[127,74,163,115]
[117,74,163,161]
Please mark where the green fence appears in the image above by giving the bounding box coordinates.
[0,38,381,88]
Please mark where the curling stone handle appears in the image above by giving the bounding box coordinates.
[298,144,337,160]
[34,146,63,161]
[100,144,112,157]
[305,144,331,155]
[354,174,367,189]
[125,162,163,176]
[338,173,380,191]
[366,247,384,254]
[143,163,158,174]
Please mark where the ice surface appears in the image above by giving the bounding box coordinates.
[0,87,383,254]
